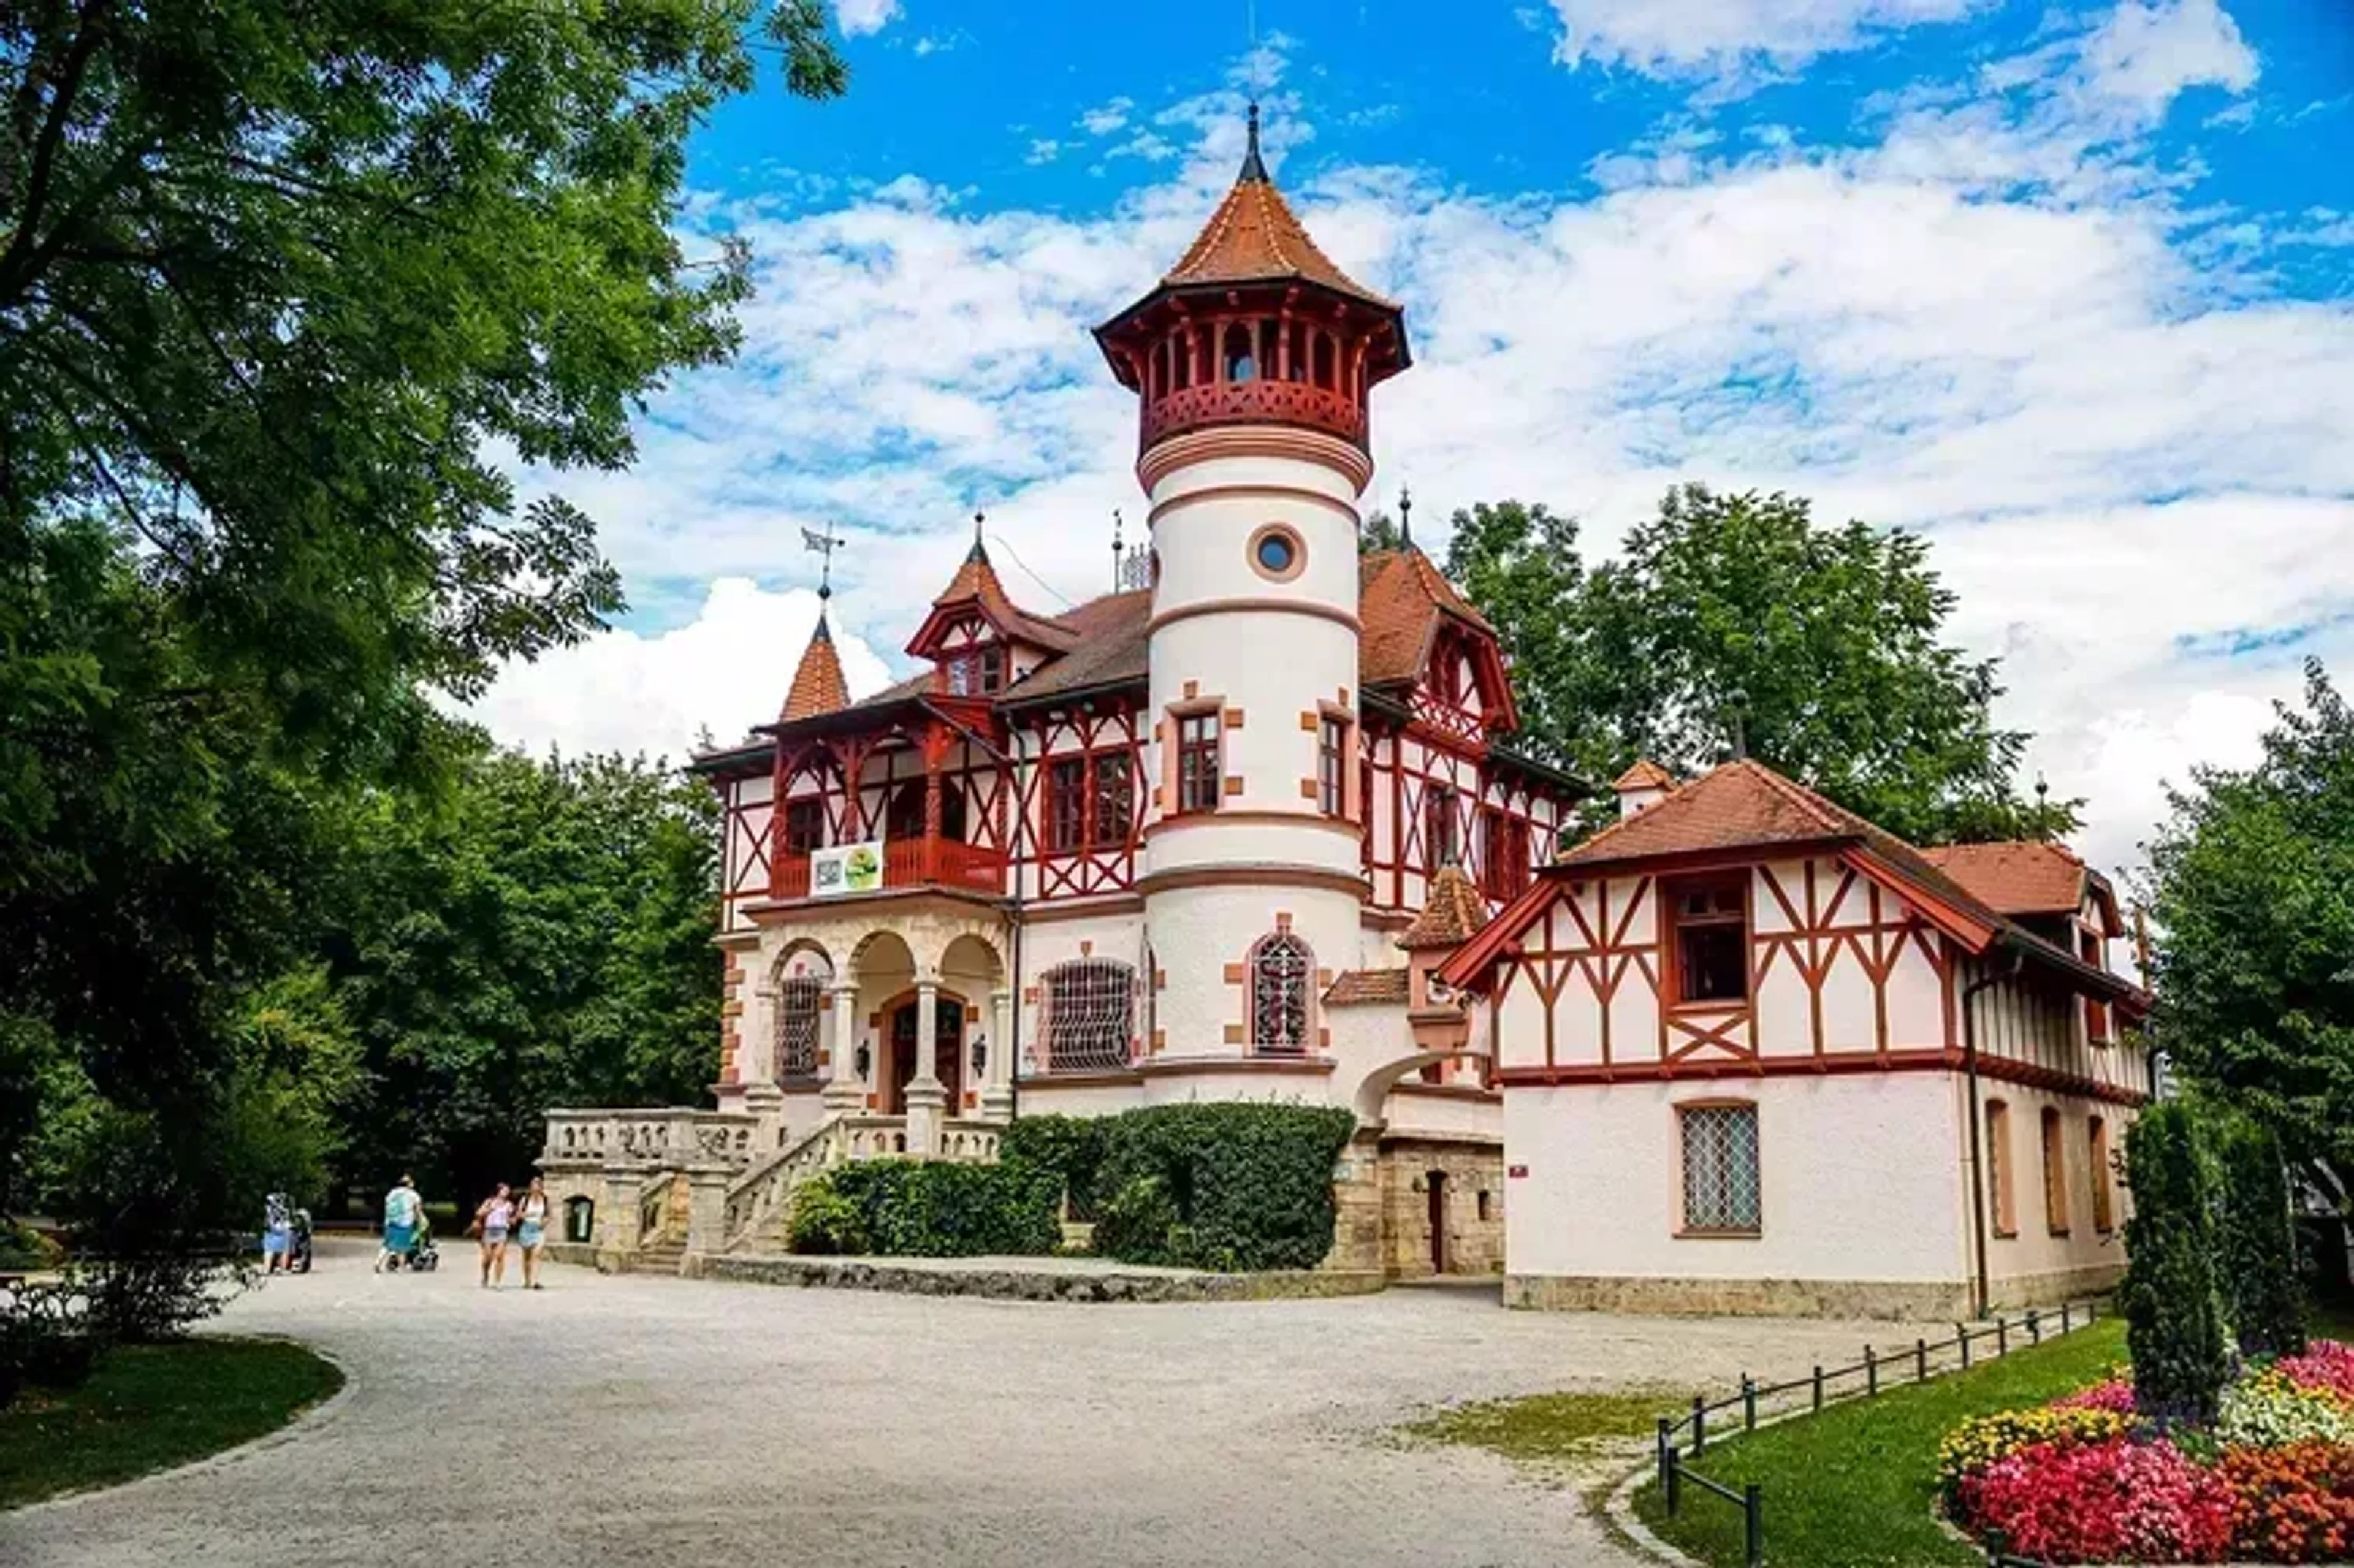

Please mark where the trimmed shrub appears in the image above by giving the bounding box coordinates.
[2123,1102,2233,1423]
[1085,1103,1356,1272]
[785,1180,869,1256]
[997,1114,1107,1219]
[2219,1114,2307,1360]
[813,1160,1060,1259]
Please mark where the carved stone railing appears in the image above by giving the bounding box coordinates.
[638,1171,686,1250]
[940,1121,1002,1162]
[720,1113,1006,1253]
[539,1108,761,1172]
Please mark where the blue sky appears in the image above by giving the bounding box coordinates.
[475,0,2354,882]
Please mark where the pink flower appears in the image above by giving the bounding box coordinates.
[1959,1437,2237,1564]
[2277,1342,2354,1405]
[2051,1379,2139,1415]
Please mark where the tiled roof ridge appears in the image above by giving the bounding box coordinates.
[1398,864,1490,950]
[1161,162,1399,310]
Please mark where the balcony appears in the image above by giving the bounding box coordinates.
[770,836,1008,901]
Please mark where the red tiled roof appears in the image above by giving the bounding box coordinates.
[1324,968,1411,1006]
[1398,865,1489,951]
[926,542,1082,653]
[1919,842,2089,918]
[997,589,1152,704]
[1162,139,1396,311]
[1614,758,1675,791]
[1359,548,1494,687]
[781,616,850,721]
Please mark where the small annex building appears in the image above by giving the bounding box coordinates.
[1439,758,2153,1319]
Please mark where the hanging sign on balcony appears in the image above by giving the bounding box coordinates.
[810,840,883,897]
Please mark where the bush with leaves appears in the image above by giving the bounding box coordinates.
[2219,1113,2307,1360]
[808,1161,1059,1259]
[785,1180,869,1256]
[997,1114,1107,1220]
[1086,1104,1357,1272]
[2123,1102,2234,1423]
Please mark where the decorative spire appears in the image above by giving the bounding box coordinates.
[1111,509,1124,592]
[802,523,845,604]
[1398,485,1412,549]
[968,508,988,563]
[782,607,850,721]
[1239,102,1269,184]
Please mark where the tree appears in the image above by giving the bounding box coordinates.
[1445,486,2076,844]
[0,5,842,1236]
[2144,661,2354,1175]
[318,744,722,1208]
[2215,1111,2306,1360]
[2120,1102,2232,1423]
[1360,508,1404,552]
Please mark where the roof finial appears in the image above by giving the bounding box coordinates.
[1239,102,1269,184]
[1724,687,1750,761]
[968,508,988,563]
[1398,485,1412,549]
[1111,508,1124,592]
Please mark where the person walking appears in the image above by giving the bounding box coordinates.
[473,1182,515,1288]
[261,1190,295,1275]
[376,1174,423,1273]
[514,1176,551,1291]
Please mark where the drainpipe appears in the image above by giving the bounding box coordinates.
[922,702,1026,1122]
[1962,946,2025,1318]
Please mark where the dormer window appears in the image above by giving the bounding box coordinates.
[1668,875,1748,1006]
[946,645,1005,696]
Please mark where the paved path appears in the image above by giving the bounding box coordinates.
[2,1239,1921,1567]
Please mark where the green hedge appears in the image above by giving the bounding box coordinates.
[997,1115,1107,1220]
[1081,1103,1357,1273]
[787,1159,1060,1258]
[2121,1101,2231,1422]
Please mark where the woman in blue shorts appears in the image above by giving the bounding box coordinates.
[261,1191,294,1274]
[474,1182,514,1288]
[514,1176,551,1291]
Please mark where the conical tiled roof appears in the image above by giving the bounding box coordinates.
[781,613,850,721]
[1160,106,1396,310]
[921,536,1081,653]
[1614,758,1675,791]
[1399,864,1491,950]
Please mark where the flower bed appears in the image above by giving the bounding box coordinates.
[1940,1341,2354,1563]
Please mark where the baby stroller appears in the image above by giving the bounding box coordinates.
[289,1208,314,1274]
[393,1217,440,1273]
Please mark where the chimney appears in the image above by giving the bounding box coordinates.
[1612,759,1674,820]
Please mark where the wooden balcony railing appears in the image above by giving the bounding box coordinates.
[770,837,1008,900]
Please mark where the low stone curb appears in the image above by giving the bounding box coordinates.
[687,1252,1389,1303]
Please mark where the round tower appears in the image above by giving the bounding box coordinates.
[1092,107,1411,1064]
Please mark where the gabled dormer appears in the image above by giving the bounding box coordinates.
[1360,547,1517,742]
[905,520,1081,699]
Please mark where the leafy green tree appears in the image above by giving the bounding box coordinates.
[1445,487,2074,844]
[1360,508,1404,552]
[319,744,721,1208]
[2144,661,2354,1174]
[2215,1111,2306,1359]
[2120,1102,2232,1423]
[0,4,841,1232]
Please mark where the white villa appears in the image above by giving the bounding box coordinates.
[539,112,2153,1313]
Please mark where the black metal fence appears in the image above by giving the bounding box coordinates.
[1651,1298,2109,1568]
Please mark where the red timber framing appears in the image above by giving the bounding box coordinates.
[1362,706,1561,918]
[762,710,1015,900]
[1013,698,1148,900]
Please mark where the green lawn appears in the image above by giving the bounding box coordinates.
[0,1338,343,1510]
[1629,1320,2127,1567]
[1405,1386,1696,1464]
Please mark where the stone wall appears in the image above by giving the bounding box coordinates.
[1381,1136,1504,1279]
[1503,1272,1973,1320]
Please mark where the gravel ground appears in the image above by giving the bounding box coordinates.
[1,1238,1930,1567]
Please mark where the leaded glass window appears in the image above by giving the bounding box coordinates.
[1249,932,1313,1054]
[1041,961,1135,1073]
[775,976,822,1083]
[1680,1104,1760,1233]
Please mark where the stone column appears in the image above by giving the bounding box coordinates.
[981,987,1015,1122]
[595,1166,642,1274]
[820,980,864,1114]
[903,978,947,1157]
[681,1162,733,1276]
[741,971,786,1132]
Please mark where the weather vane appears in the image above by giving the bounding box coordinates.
[801,523,846,601]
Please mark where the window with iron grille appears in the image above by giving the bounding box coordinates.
[775,976,822,1083]
[1317,717,1346,816]
[1046,758,1085,852]
[782,797,823,855]
[1040,960,1136,1072]
[1679,1104,1760,1233]
[1177,712,1221,813]
[1425,784,1458,868]
[1250,932,1313,1054]
[1091,752,1133,847]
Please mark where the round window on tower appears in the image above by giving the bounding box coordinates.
[1248,523,1306,584]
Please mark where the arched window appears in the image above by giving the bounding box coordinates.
[775,973,822,1083]
[1249,932,1313,1054]
[1040,959,1137,1073]
[1224,323,1256,383]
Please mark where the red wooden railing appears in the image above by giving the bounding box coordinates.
[769,837,1007,900]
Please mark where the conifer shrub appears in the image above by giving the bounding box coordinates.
[2218,1113,2307,1361]
[2122,1102,2234,1423]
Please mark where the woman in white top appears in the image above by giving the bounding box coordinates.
[473,1183,515,1288]
[514,1176,552,1291]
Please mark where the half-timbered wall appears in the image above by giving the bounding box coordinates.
[1363,725,1559,917]
[1008,702,1148,902]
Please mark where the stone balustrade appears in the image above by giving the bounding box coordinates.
[539,1108,761,1171]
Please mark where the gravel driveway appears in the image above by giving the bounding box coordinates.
[1,1238,1923,1567]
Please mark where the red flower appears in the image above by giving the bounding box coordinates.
[1958,1437,2236,1563]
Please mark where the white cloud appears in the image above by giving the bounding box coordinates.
[834,0,900,38]
[2078,0,2257,112]
[473,12,2351,892]
[467,580,894,761]
[1025,139,1062,166]
[1080,97,1133,137]
[1547,0,1981,83]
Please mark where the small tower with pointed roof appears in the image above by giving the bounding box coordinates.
[1092,107,1413,1064]
[782,607,850,722]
